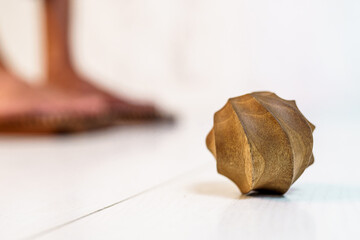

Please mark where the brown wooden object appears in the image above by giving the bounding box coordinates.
[206,92,315,194]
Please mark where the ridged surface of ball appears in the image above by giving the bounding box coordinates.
[206,92,315,194]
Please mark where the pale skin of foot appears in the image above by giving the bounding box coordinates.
[0,54,109,132]
[0,62,37,118]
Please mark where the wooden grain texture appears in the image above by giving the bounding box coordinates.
[207,92,315,194]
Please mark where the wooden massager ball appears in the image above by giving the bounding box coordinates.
[206,92,315,194]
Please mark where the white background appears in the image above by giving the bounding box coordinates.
[0,0,359,118]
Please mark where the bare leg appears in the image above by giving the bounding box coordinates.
[44,0,167,122]
[45,0,72,80]
[0,54,4,70]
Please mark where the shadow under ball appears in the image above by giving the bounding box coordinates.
[206,92,315,194]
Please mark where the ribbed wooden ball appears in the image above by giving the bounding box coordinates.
[206,92,315,194]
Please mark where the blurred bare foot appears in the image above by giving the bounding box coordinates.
[45,0,171,124]
[0,63,110,133]
[46,69,166,123]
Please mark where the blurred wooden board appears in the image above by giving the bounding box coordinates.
[0,116,209,240]
[35,163,360,240]
[0,111,360,240]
